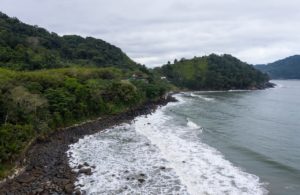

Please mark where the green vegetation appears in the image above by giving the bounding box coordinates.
[255,55,300,79]
[0,12,272,178]
[155,54,270,90]
[0,67,170,177]
[0,12,142,71]
[0,12,171,178]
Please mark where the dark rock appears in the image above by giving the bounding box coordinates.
[138,178,145,183]
[75,189,81,195]
[77,164,83,169]
[33,188,44,194]
[26,165,33,171]
[17,174,36,183]
[160,166,166,170]
[83,162,89,167]
[265,82,276,88]
[54,178,70,186]
[32,169,43,176]
[78,168,92,175]
[64,183,74,194]
[41,192,49,195]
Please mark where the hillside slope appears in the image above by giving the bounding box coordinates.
[0,12,140,70]
[0,12,171,178]
[155,54,271,90]
[255,55,300,79]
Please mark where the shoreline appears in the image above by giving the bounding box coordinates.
[0,96,176,194]
[0,86,274,194]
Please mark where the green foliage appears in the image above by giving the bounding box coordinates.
[156,54,270,90]
[0,12,143,71]
[107,81,139,105]
[0,12,173,177]
[255,55,300,79]
[0,124,34,162]
[0,67,170,170]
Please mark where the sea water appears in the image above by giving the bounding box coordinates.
[68,80,300,195]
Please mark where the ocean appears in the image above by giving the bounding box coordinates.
[68,80,300,195]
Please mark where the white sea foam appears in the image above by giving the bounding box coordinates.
[189,93,215,101]
[186,118,202,130]
[68,94,268,195]
[274,83,284,89]
[190,90,251,93]
[228,89,252,92]
[135,105,267,195]
[68,124,189,194]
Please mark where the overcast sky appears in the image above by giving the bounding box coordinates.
[1,0,300,67]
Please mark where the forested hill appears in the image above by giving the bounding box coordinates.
[255,55,300,79]
[0,12,171,177]
[0,12,140,70]
[0,12,273,178]
[155,54,271,90]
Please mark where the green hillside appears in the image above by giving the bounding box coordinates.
[0,12,273,178]
[155,54,270,90]
[255,55,300,79]
[0,67,170,177]
[0,12,170,177]
[0,12,141,70]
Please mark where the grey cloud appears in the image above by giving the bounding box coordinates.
[1,0,300,67]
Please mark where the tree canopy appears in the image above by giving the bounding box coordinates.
[0,12,142,71]
[0,67,170,176]
[155,54,270,90]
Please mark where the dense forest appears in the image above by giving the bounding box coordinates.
[0,12,170,177]
[0,67,170,177]
[155,54,270,90]
[0,12,272,178]
[0,12,142,71]
[255,55,300,79]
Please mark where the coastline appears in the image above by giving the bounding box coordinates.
[0,95,176,194]
[0,85,274,194]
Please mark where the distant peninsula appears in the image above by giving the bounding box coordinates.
[255,55,300,79]
[155,54,272,90]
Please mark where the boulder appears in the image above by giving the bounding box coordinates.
[17,174,36,183]
[83,162,89,167]
[138,178,145,183]
[64,183,74,194]
[78,168,92,175]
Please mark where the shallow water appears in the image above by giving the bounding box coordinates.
[68,80,300,195]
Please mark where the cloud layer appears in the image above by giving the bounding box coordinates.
[1,0,300,67]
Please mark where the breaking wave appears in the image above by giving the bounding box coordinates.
[68,94,267,195]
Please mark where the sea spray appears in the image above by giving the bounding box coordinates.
[68,93,267,195]
[188,92,215,101]
[135,101,267,195]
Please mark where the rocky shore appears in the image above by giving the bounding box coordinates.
[0,96,176,195]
